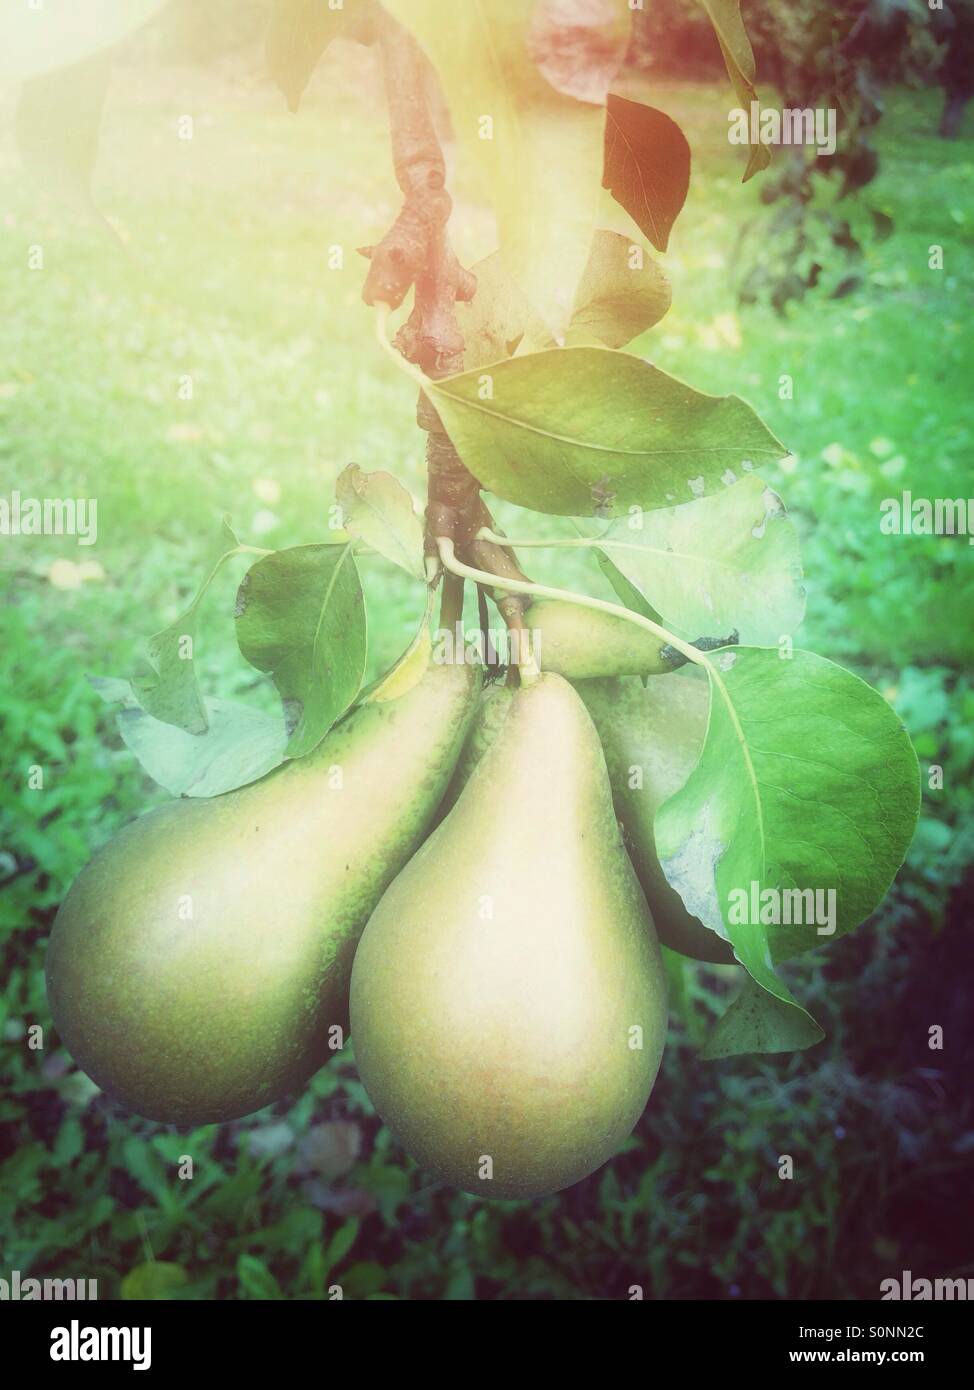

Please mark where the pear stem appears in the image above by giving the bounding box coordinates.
[439,572,465,629]
[475,528,607,550]
[436,538,705,670]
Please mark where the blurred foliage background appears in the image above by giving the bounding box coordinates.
[1,1,973,1300]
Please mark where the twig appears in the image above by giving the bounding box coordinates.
[360,13,474,374]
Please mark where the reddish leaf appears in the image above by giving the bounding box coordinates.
[603,95,691,252]
[528,0,631,105]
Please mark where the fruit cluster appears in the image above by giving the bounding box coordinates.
[47,618,717,1199]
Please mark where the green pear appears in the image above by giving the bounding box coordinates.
[350,672,667,1200]
[524,598,680,680]
[46,662,480,1126]
[437,680,515,819]
[577,675,736,965]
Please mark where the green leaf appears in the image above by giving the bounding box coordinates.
[529,231,672,351]
[600,475,806,645]
[459,231,670,364]
[590,543,665,627]
[15,52,110,217]
[655,649,921,984]
[603,96,691,252]
[701,975,824,1059]
[429,347,788,518]
[130,518,243,736]
[335,465,426,581]
[266,0,372,113]
[364,590,435,703]
[121,1262,189,1302]
[235,544,367,758]
[322,1219,360,1281]
[237,1254,283,1300]
[384,0,606,334]
[53,1117,84,1163]
[90,678,288,798]
[699,0,771,181]
[0,0,167,80]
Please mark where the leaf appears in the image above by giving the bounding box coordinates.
[367,595,435,703]
[235,544,367,758]
[15,51,110,216]
[266,0,372,113]
[237,1254,283,1301]
[89,679,288,798]
[600,475,806,645]
[429,346,788,519]
[335,465,426,581]
[655,649,921,988]
[592,545,664,627]
[0,0,167,80]
[701,975,824,1059]
[246,1123,296,1163]
[527,0,631,105]
[531,231,672,351]
[384,0,606,335]
[603,96,691,252]
[131,518,243,736]
[699,0,770,181]
[321,1219,360,1281]
[295,1123,361,1182]
[121,1263,189,1301]
[459,231,670,364]
[454,252,539,370]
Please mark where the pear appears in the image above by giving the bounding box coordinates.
[437,680,515,819]
[350,672,667,1200]
[46,662,480,1126]
[577,675,736,965]
[523,598,680,680]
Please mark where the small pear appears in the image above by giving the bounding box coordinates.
[577,675,736,965]
[46,662,480,1125]
[523,598,679,680]
[350,672,667,1199]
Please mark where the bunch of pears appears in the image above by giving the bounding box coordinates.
[47,602,730,1199]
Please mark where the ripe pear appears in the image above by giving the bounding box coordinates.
[576,675,736,965]
[46,662,480,1126]
[350,672,667,1199]
[523,599,680,680]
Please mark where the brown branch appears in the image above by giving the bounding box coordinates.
[361,10,534,612]
[360,11,474,359]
